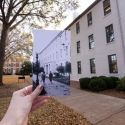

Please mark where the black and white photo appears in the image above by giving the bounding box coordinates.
[33,30,70,96]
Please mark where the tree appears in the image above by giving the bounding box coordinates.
[20,61,32,75]
[33,62,44,74]
[0,24,33,61]
[56,65,64,75]
[65,61,71,75]
[0,0,79,85]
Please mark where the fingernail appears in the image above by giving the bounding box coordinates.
[39,85,43,89]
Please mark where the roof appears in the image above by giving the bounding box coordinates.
[65,0,101,30]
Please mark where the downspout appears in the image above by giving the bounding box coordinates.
[116,0,125,77]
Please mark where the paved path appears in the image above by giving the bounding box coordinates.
[53,87,125,125]
[33,74,70,96]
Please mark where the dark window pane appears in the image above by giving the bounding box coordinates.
[90,58,96,73]
[76,22,80,34]
[89,34,94,49]
[77,61,81,74]
[103,0,111,15]
[105,24,114,43]
[77,41,80,53]
[108,54,118,73]
[87,12,92,26]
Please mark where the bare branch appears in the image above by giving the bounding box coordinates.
[13,0,24,9]
[6,0,13,22]
[10,15,27,31]
[9,0,29,25]
[0,0,6,22]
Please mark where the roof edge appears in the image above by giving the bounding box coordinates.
[65,0,101,30]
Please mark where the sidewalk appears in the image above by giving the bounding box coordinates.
[53,87,125,125]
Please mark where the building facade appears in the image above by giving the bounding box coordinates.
[39,30,70,75]
[65,0,125,81]
[3,59,23,74]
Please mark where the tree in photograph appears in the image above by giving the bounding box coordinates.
[20,61,32,75]
[33,62,44,74]
[0,0,79,85]
[56,65,64,75]
[65,61,71,75]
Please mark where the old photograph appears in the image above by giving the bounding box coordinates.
[33,30,70,96]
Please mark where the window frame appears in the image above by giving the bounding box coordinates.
[76,22,80,34]
[77,41,80,53]
[77,61,81,74]
[108,54,118,73]
[105,24,114,43]
[88,34,94,49]
[103,0,111,16]
[87,12,92,26]
[90,58,96,74]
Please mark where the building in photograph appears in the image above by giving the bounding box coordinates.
[64,0,125,81]
[3,59,23,74]
[39,30,70,75]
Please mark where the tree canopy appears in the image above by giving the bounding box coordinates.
[0,24,33,61]
[20,61,32,75]
[0,0,79,30]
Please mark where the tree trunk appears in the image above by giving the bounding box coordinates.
[0,25,9,86]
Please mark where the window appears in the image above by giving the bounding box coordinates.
[77,41,80,53]
[76,22,80,34]
[66,46,68,55]
[4,69,6,72]
[87,12,92,26]
[90,58,96,73]
[108,54,118,73]
[103,0,111,15]
[77,61,81,74]
[105,24,114,43]
[88,34,94,49]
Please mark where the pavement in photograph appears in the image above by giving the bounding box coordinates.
[33,74,70,96]
[53,87,125,125]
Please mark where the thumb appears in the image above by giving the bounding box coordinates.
[30,85,43,101]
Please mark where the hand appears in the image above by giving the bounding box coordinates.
[0,85,50,125]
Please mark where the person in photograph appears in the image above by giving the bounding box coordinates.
[49,71,53,84]
[42,72,46,85]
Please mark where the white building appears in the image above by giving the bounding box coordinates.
[64,0,125,81]
[39,30,70,75]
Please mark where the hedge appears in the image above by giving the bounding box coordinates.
[79,77,91,89]
[89,78,106,92]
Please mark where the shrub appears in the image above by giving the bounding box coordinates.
[91,76,98,79]
[99,76,114,89]
[110,76,120,87]
[89,78,106,92]
[79,77,91,89]
[116,77,125,91]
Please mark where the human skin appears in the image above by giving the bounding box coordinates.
[0,85,50,125]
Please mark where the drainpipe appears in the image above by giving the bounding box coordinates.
[116,0,125,77]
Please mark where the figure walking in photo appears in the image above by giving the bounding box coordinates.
[42,72,46,85]
[49,71,53,84]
